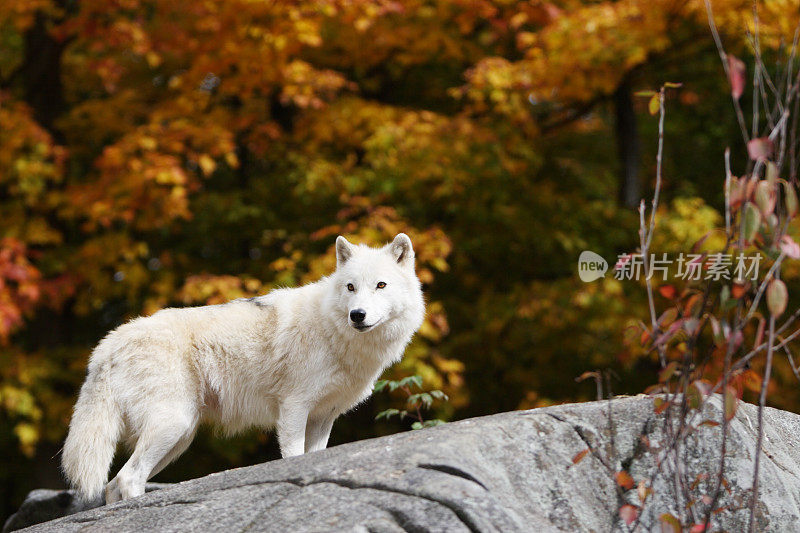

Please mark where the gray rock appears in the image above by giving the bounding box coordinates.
[7,396,800,532]
[3,483,169,533]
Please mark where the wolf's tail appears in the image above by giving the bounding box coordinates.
[62,356,122,502]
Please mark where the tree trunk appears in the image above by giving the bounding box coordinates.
[614,76,641,208]
[22,11,67,137]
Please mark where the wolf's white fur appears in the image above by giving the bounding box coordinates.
[62,234,424,503]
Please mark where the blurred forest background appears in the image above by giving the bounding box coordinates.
[1,0,797,520]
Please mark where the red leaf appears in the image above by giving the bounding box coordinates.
[658,284,677,299]
[728,55,746,100]
[780,235,800,259]
[747,137,774,161]
[690,524,708,533]
[619,504,638,526]
[614,254,633,270]
[728,329,744,352]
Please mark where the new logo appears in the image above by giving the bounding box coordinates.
[578,251,608,282]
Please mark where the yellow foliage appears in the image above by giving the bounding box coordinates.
[461,0,786,120]
[0,0,796,467]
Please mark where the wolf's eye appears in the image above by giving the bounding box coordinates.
[376,281,386,289]
[347,283,355,292]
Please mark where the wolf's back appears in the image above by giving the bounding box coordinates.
[62,342,122,501]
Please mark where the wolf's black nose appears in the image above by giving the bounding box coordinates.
[350,309,367,323]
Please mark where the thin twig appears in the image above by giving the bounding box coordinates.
[703,0,750,146]
[646,88,666,250]
[743,253,785,323]
[748,312,776,532]
[725,148,732,235]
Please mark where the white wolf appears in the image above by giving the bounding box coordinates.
[62,233,424,503]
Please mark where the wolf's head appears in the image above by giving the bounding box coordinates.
[329,233,424,336]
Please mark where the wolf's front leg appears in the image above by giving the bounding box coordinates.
[277,402,309,457]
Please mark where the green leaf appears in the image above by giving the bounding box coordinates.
[422,419,446,427]
[663,82,683,89]
[782,181,798,218]
[398,375,423,390]
[654,397,668,414]
[660,513,681,533]
[634,90,656,97]
[375,408,400,420]
[430,390,449,401]
[742,203,761,244]
[658,361,679,383]
[766,161,778,185]
[724,387,738,421]
[767,279,788,318]
[407,393,434,409]
[411,421,423,430]
[686,383,702,410]
[373,380,389,393]
[419,393,433,408]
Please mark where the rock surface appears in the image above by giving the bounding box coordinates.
[3,483,169,533]
[6,396,800,532]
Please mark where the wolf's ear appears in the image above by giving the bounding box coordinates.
[388,233,414,266]
[336,236,355,265]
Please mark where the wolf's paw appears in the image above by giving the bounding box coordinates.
[116,471,146,501]
[105,477,122,504]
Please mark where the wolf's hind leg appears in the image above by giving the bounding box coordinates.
[305,414,336,453]
[105,476,120,503]
[147,427,197,480]
[110,405,198,502]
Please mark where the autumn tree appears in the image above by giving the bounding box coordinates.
[0,0,796,521]
[461,0,796,206]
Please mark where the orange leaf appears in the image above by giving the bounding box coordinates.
[615,470,635,490]
[731,282,748,299]
[572,448,590,465]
